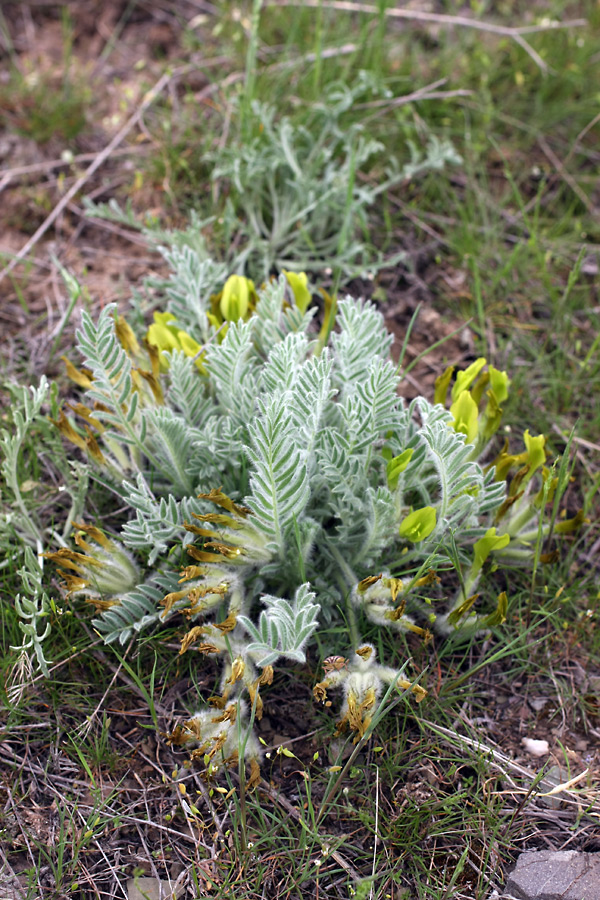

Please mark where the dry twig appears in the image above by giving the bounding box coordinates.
[537,134,597,215]
[0,57,229,289]
[269,0,586,73]
[0,68,178,288]
[354,77,472,110]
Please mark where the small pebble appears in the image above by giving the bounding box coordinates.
[522,738,549,757]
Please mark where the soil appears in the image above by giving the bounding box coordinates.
[1,4,598,900]
[0,0,474,388]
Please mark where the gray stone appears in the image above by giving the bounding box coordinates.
[127,876,184,900]
[538,765,570,809]
[505,850,600,900]
[0,872,26,900]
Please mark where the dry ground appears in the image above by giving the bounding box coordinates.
[1,3,599,899]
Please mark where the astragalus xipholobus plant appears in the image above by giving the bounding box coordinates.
[48,272,580,773]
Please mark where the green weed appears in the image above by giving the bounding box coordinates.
[1,2,599,899]
[0,10,89,145]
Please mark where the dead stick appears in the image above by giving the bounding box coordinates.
[0,59,233,287]
[270,0,586,72]
[0,145,149,181]
[270,0,584,36]
[0,68,178,287]
[537,134,596,215]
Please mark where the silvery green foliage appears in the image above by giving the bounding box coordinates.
[167,351,213,426]
[92,572,182,645]
[67,278,505,647]
[0,379,88,674]
[151,245,228,340]
[245,392,311,559]
[252,278,317,355]
[211,89,461,280]
[238,584,320,667]
[0,378,51,548]
[400,136,463,180]
[77,309,140,439]
[120,476,207,565]
[12,547,52,677]
[54,277,518,754]
[211,101,383,279]
[84,77,461,285]
[205,320,261,426]
[396,399,506,553]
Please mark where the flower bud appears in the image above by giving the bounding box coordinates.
[220,275,252,321]
[399,506,437,543]
[450,390,479,444]
[283,270,311,313]
[45,524,139,599]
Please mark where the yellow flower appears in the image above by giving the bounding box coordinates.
[451,357,487,402]
[399,506,437,542]
[471,527,510,579]
[522,430,546,480]
[283,270,312,313]
[220,275,253,322]
[146,312,203,370]
[386,448,413,490]
[450,390,479,444]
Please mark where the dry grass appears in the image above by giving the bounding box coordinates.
[1,2,599,898]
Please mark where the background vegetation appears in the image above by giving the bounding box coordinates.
[0,1,598,898]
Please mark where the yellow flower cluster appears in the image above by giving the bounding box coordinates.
[435,357,510,446]
[145,271,312,369]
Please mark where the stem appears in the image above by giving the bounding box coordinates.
[506,500,538,537]
[316,667,414,824]
[313,0,324,92]
[242,0,264,138]
[327,544,360,647]
[343,578,360,649]
[236,700,248,854]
